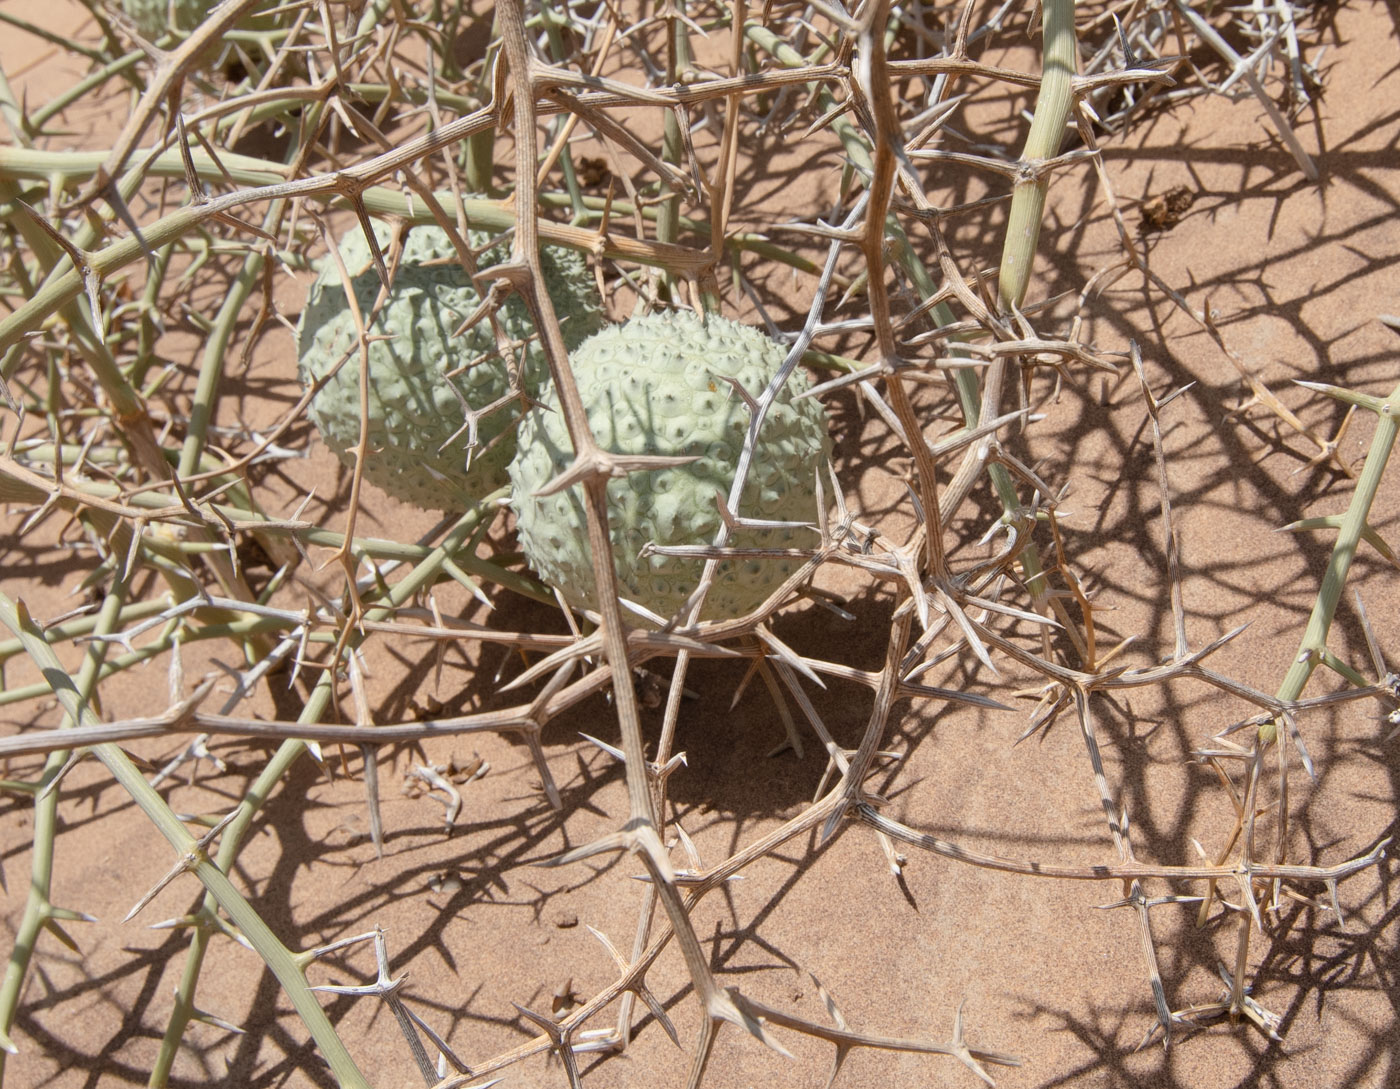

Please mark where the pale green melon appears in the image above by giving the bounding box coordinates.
[508,310,831,621]
[120,0,215,38]
[296,222,604,511]
[116,0,289,51]
[119,0,282,39]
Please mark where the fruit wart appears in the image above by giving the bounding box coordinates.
[296,221,604,511]
[119,0,216,37]
[508,310,832,621]
[118,0,280,39]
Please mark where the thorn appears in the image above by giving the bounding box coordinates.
[1111,12,1140,69]
[513,1002,583,1087]
[522,727,561,810]
[399,999,474,1075]
[46,905,97,925]
[100,178,155,262]
[818,802,846,847]
[715,988,793,1059]
[299,929,380,970]
[1326,879,1343,926]
[14,199,110,343]
[123,807,240,923]
[585,925,680,1046]
[187,1003,245,1035]
[949,1000,998,1087]
[755,625,825,689]
[579,732,625,763]
[41,917,83,953]
[349,198,391,290]
[538,830,634,869]
[37,750,90,801]
[674,822,703,871]
[876,830,905,878]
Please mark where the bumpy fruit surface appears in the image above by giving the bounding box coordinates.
[120,0,267,38]
[119,0,213,37]
[297,222,604,510]
[508,310,832,621]
[116,0,289,63]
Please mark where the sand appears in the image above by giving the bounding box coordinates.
[1,2,1397,1087]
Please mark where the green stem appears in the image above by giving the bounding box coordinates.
[0,9,109,63]
[0,167,690,358]
[149,508,485,1084]
[177,196,285,479]
[538,0,587,220]
[0,574,124,1072]
[464,11,501,195]
[997,0,1076,312]
[657,4,692,302]
[749,16,1053,600]
[176,80,310,483]
[0,750,66,1066]
[0,595,171,664]
[0,593,372,1089]
[1269,383,1400,725]
[30,51,145,132]
[0,149,825,286]
[0,178,160,470]
[977,0,1076,611]
[0,458,548,601]
[0,615,278,709]
[131,241,177,391]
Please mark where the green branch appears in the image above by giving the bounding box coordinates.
[0,592,372,1089]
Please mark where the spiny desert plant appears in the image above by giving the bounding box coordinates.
[0,0,1394,1086]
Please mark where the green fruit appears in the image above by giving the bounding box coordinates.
[118,0,278,39]
[119,0,216,38]
[508,310,832,622]
[114,0,292,71]
[296,221,604,511]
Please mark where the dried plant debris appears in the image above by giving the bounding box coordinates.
[1138,185,1195,233]
[0,0,1392,1087]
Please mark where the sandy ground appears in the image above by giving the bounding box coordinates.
[1,1,1398,1088]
